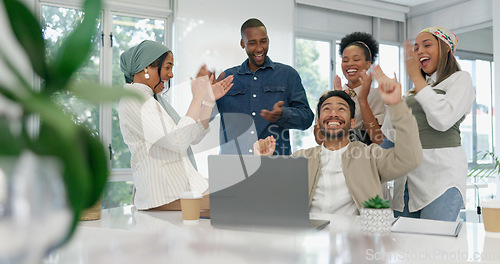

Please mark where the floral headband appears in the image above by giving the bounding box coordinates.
[420,27,458,54]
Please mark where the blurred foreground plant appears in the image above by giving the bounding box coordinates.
[0,0,138,243]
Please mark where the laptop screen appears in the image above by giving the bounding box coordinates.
[208,155,311,229]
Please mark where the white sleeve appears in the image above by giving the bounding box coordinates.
[191,122,210,145]
[414,71,475,132]
[141,98,206,154]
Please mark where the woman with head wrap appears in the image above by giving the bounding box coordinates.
[118,40,234,210]
[381,27,475,221]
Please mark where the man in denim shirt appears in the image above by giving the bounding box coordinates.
[215,18,314,155]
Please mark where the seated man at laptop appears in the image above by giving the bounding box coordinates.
[255,65,422,215]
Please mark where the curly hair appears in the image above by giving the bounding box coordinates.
[339,32,379,63]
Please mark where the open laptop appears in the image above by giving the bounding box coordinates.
[208,155,330,231]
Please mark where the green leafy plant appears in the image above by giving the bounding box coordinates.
[468,151,500,179]
[362,195,391,209]
[0,0,138,243]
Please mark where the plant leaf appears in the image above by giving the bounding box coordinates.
[32,122,92,242]
[0,46,33,98]
[2,0,48,78]
[68,81,142,104]
[19,93,77,142]
[78,126,109,207]
[0,84,19,102]
[50,0,101,89]
[0,119,23,155]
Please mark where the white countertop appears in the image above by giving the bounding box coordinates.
[44,206,500,264]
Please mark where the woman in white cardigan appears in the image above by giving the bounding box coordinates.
[383,27,475,221]
[119,40,233,210]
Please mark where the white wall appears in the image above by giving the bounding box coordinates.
[172,0,294,87]
[295,4,401,43]
[407,0,492,38]
[171,0,295,177]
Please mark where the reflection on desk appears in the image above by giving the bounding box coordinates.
[44,206,500,264]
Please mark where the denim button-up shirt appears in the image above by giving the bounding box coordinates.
[215,57,314,155]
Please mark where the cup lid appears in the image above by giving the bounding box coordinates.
[180,191,202,199]
[482,199,500,209]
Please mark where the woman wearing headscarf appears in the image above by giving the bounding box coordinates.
[119,40,234,210]
[382,27,475,221]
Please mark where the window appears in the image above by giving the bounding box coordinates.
[111,15,166,169]
[41,1,171,209]
[455,55,496,217]
[293,37,332,150]
[455,57,494,163]
[43,5,101,133]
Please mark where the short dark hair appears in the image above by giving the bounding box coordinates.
[317,90,356,119]
[241,18,266,38]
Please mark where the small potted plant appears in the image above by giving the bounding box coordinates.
[360,195,393,235]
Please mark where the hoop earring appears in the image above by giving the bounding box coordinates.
[144,69,150,80]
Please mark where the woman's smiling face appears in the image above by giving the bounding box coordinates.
[147,52,174,94]
[341,45,371,87]
[414,32,440,75]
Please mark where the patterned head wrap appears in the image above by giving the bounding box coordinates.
[419,27,458,54]
[120,40,170,83]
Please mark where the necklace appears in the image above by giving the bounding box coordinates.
[345,88,357,97]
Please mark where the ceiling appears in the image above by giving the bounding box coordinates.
[375,0,437,7]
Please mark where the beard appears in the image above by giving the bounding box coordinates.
[320,128,348,140]
[319,119,351,140]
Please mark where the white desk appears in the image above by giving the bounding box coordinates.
[44,206,500,264]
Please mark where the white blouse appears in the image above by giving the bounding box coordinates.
[382,71,475,212]
[342,84,386,130]
[118,83,209,210]
[310,143,358,215]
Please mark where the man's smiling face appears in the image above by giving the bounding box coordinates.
[318,96,354,140]
[241,26,269,72]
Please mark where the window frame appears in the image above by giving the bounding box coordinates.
[454,50,495,169]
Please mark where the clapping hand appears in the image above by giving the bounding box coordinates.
[404,40,421,82]
[210,74,234,101]
[260,101,284,122]
[334,75,342,91]
[253,135,276,156]
[357,70,372,102]
[192,65,234,102]
[371,65,401,105]
[190,75,211,101]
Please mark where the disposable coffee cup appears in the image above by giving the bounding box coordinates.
[482,199,500,237]
[180,191,203,224]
